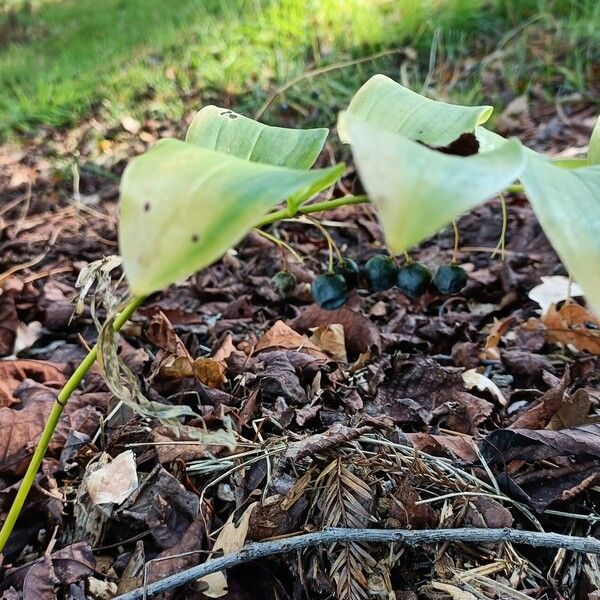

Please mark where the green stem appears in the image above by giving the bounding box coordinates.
[254,195,370,228]
[0,295,145,554]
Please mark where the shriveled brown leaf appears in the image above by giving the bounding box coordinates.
[541,302,600,354]
[146,515,206,585]
[286,423,369,460]
[548,388,599,430]
[483,423,600,465]
[293,304,381,357]
[509,369,569,429]
[406,433,477,462]
[0,360,66,407]
[254,320,327,359]
[464,496,513,529]
[481,317,514,360]
[309,323,348,362]
[158,356,225,388]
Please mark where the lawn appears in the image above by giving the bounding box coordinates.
[0,0,598,139]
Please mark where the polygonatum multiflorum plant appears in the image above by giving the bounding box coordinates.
[1,75,599,552]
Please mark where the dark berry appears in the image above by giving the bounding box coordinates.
[433,265,468,294]
[364,255,398,292]
[334,257,360,289]
[397,262,432,298]
[271,271,297,297]
[311,273,349,310]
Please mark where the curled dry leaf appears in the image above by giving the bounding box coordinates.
[462,368,507,406]
[309,323,348,362]
[481,317,513,360]
[158,356,226,388]
[406,433,477,462]
[199,502,257,598]
[254,319,327,359]
[540,302,600,354]
[286,423,369,461]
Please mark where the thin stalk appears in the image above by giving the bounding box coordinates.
[491,193,508,260]
[305,216,342,271]
[451,220,460,264]
[0,295,146,554]
[254,195,370,229]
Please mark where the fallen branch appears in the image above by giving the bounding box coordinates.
[114,527,600,600]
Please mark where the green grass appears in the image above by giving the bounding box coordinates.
[0,0,598,138]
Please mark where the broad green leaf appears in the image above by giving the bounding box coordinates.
[341,113,526,254]
[340,74,492,146]
[120,139,343,296]
[589,114,600,165]
[186,105,328,169]
[520,155,600,315]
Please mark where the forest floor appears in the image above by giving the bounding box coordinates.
[1,1,600,599]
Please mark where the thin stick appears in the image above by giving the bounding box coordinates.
[491,193,508,261]
[451,220,460,263]
[0,295,146,554]
[254,49,407,120]
[113,527,600,600]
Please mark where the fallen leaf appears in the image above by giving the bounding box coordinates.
[0,360,66,407]
[542,302,600,354]
[158,356,225,388]
[406,433,477,462]
[548,388,598,430]
[86,450,138,505]
[293,304,382,357]
[509,370,569,429]
[483,423,600,464]
[200,502,257,598]
[309,323,348,362]
[13,321,44,355]
[254,320,327,359]
[286,423,369,460]
[529,276,584,316]
[481,317,513,360]
[462,368,507,406]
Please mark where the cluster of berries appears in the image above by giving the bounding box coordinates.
[272,255,468,311]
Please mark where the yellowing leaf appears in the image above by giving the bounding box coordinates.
[186,105,328,169]
[341,113,525,254]
[119,140,343,296]
[340,74,492,146]
[520,155,600,315]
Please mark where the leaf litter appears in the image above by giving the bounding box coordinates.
[1,98,600,600]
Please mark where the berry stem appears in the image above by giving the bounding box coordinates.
[491,193,507,261]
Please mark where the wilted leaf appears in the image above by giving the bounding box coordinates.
[186,105,327,169]
[286,423,369,460]
[541,302,600,354]
[254,320,327,359]
[158,356,225,388]
[199,502,257,598]
[340,112,525,254]
[462,368,507,406]
[481,317,514,360]
[309,324,348,362]
[0,294,19,356]
[483,423,600,464]
[86,450,138,505]
[406,432,477,462]
[340,74,492,147]
[119,139,343,295]
[520,155,600,315]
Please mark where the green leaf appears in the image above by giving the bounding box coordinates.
[120,139,343,296]
[521,155,600,315]
[186,105,328,169]
[340,74,492,147]
[341,113,526,254]
[589,114,600,165]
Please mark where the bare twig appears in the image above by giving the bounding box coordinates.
[113,527,600,600]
